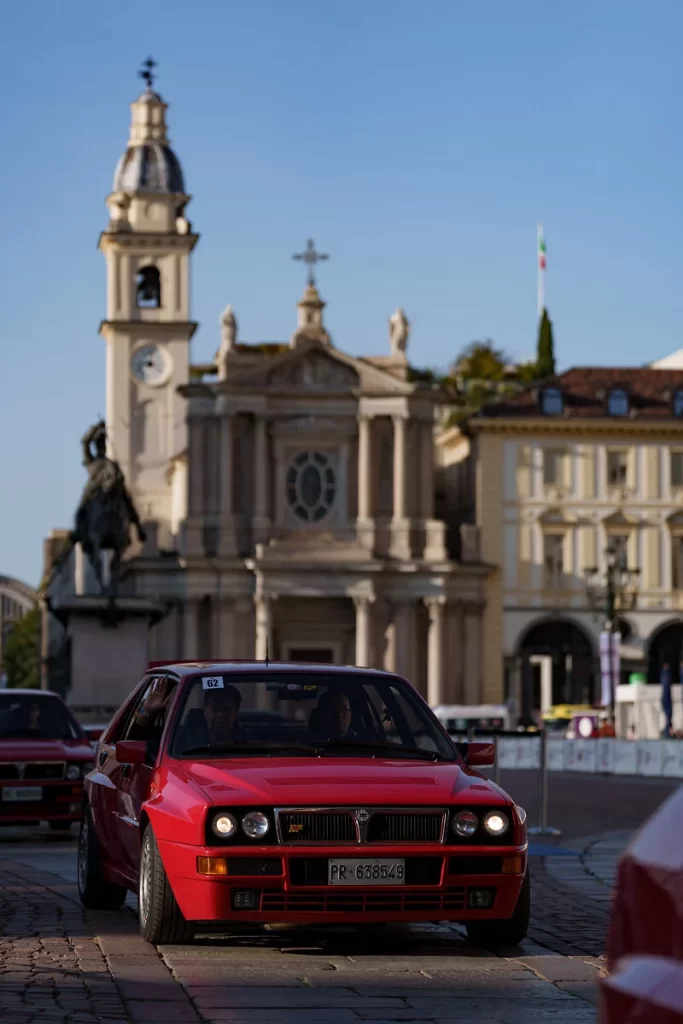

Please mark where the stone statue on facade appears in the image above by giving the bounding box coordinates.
[220,305,238,351]
[388,307,410,355]
[71,420,146,600]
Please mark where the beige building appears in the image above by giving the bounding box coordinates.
[43,76,492,707]
[439,365,683,712]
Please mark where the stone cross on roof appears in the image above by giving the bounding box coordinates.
[292,239,329,287]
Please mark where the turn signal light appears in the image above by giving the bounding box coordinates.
[197,857,228,875]
[502,855,525,874]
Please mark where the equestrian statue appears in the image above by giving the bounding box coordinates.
[71,420,146,600]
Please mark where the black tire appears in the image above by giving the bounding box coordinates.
[138,825,194,945]
[77,808,127,910]
[466,869,530,947]
[49,820,72,831]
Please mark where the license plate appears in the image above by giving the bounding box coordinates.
[328,858,405,885]
[1,787,43,802]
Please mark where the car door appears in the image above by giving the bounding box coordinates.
[116,674,179,881]
[89,678,149,875]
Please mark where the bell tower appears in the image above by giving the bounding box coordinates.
[99,59,199,548]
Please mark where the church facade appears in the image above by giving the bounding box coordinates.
[43,75,491,708]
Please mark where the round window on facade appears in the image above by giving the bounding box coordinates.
[286,451,336,523]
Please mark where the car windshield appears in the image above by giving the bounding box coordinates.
[0,693,84,741]
[169,672,459,762]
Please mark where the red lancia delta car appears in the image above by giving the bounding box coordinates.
[0,689,94,829]
[78,663,529,945]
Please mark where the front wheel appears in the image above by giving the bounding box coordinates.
[138,825,194,945]
[466,869,530,947]
[77,808,127,910]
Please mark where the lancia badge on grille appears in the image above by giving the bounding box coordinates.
[355,809,369,824]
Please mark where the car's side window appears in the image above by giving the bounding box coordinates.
[123,675,178,762]
[105,676,154,744]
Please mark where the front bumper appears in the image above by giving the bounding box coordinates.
[0,782,84,825]
[158,840,528,924]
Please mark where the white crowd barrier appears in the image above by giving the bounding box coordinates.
[492,736,683,779]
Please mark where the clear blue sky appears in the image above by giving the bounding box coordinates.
[2,0,682,586]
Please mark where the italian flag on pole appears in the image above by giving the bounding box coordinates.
[538,227,547,270]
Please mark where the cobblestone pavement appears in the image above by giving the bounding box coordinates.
[1,774,677,1024]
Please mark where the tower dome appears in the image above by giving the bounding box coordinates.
[112,77,186,195]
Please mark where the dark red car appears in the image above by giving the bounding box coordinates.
[0,689,94,830]
[78,662,529,945]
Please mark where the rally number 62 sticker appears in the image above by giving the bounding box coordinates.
[202,676,224,690]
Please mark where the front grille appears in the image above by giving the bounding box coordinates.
[260,887,466,913]
[226,858,283,876]
[278,811,356,843]
[0,762,65,781]
[367,812,445,843]
[289,857,443,887]
[25,763,65,781]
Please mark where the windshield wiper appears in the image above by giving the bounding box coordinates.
[315,740,450,762]
[178,742,323,758]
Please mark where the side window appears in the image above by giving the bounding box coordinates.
[106,677,152,743]
[122,675,178,756]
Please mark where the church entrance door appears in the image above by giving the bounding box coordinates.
[287,648,335,665]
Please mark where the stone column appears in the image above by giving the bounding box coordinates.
[390,415,411,558]
[354,596,372,667]
[253,415,270,542]
[183,599,199,660]
[392,600,418,683]
[218,414,236,556]
[254,595,273,662]
[392,415,407,520]
[358,415,372,518]
[425,596,445,708]
[421,421,435,519]
[185,416,205,556]
[214,600,236,660]
[463,600,484,705]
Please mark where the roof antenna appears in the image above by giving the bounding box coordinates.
[265,637,269,666]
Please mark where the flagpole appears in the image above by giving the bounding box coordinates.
[537,223,544,317]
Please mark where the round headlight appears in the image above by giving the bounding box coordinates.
[452,810,478,837]
[484,810,509,836]
[242,811,270,839]
[66,764,81,781]
[212,812,237,838]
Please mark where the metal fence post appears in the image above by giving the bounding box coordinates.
[527,728,561,837]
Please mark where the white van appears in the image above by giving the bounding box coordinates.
[432,704,512,738]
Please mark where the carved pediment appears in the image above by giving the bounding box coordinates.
[603,508,638,529]
[268,350,360,392]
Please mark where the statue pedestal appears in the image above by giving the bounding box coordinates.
[48,596,165,718]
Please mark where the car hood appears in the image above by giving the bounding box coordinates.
[174,757,506,806]
[0,738,93,761]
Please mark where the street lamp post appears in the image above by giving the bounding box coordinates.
[584,546,640,727]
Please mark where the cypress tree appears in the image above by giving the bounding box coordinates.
[536,308,556,378]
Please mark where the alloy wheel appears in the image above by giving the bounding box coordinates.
[139,836,152,925]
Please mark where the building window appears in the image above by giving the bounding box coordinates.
[673,391,683,417]
[286,451,336,523]
[673,537,683,591]
[671,451,683,488]
[136,265,161,308]
[607,388,630,417]
[607,449,629,487]
[540,388,564,415]
[543,533,565,588]
[543,448,566,487]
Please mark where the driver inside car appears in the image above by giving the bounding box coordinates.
[308,690,361,741]
[175,686,243,751]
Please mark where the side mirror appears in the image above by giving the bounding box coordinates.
[467,741,496,767]
[115,739,148,765]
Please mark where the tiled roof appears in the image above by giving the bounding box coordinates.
[476,366,683,419]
